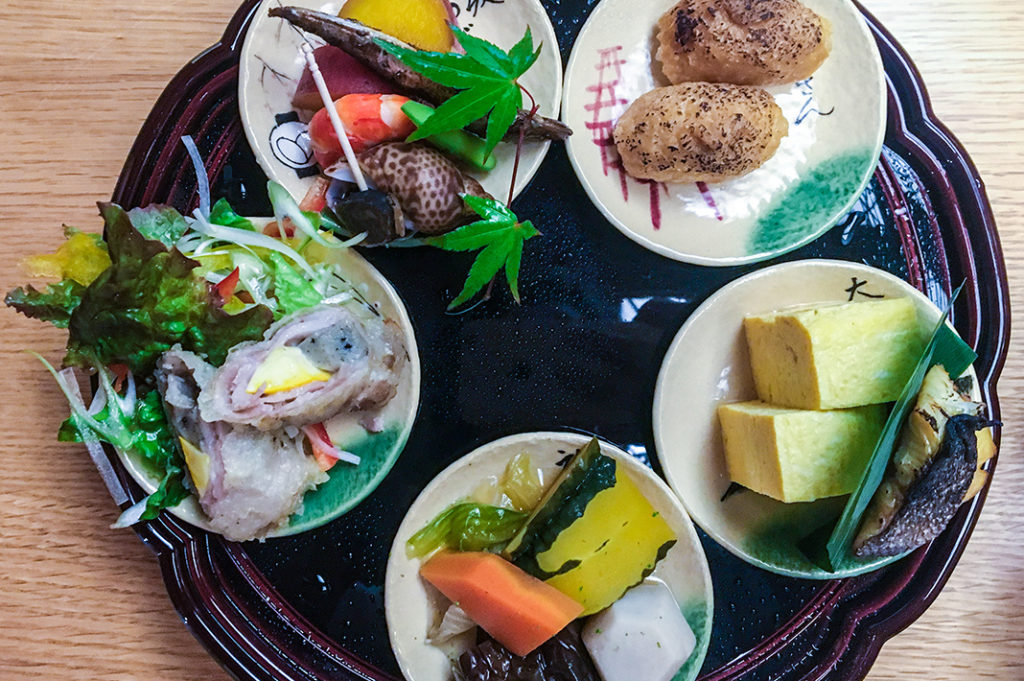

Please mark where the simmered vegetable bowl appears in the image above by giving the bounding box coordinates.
[6,143,419,541]
[386,432,713,681]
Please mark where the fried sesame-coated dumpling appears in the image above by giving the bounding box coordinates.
[613,83,788,183]
[656,0,832,86]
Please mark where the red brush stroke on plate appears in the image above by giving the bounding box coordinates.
[585,45,665,229]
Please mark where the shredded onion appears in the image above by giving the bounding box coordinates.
[48,364,129,506]
[268,181,339,250]
[111,497,149,529]
[181,135,211,217]
[188,209,317,278]
[302,424,361,466]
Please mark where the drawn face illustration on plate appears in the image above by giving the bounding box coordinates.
[268,112,318,178]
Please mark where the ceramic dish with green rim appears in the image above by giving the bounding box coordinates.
[238,0,563,203]
[562,0,886,265]
[119,217,420,538]
[652,260,983,579]
[385,431,713,681]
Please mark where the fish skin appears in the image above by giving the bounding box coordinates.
[855,414,998,558]
[269,6,572,142]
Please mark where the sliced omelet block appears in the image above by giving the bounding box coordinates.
[743,298,925,410]
[718,400,887,503]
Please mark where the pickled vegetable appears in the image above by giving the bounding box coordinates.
[406,502,527,558]
[419,551,583,656]
[500,453,545,512]
[506,438,678,616]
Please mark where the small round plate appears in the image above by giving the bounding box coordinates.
[653,259,981,578]
[385,431,714,681]
[562,0,886,265]
[119,222,421,539]
[238,0,562,203]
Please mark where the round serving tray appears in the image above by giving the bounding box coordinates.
[106,1,1008,680]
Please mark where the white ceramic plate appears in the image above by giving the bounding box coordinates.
[562,0,886,265]
[653,260,980,578]
[385,431,713,681]
[238,0,562,203]
[120,220,421,538]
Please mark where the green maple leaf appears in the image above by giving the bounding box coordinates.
[376,27,541,159]
[426,195,539,309]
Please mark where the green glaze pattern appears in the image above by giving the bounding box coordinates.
[740,495,904,578]
[673,599,712,681]
[748,148,876,254]
[287,426,403,533]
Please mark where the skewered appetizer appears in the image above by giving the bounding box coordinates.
[267,0,565,309]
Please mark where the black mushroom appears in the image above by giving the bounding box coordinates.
[329,187,406,246]
[457,623,600,681]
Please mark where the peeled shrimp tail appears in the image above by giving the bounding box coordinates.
[269,6,572,142]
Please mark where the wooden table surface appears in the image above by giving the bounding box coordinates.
[0,1,1020,679]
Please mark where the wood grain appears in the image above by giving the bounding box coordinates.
[0,1,1020,679]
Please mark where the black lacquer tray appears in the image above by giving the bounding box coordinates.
[105,1,1009,679]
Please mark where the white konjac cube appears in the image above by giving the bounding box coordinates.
[581,580,696,681]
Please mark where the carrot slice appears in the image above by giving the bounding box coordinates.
[419,551,583,656]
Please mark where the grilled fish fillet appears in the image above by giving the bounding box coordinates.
[854,366,997,557]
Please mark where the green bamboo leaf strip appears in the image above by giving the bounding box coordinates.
[823,284,975,569]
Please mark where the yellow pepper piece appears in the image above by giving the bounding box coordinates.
[23,230,111,286]
[179,437,210,495]
[246,345,332,395]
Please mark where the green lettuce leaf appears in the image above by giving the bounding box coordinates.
[406,502,528,558]
[126,205,189,247]
[269,252,322,317]
[5,279,86,328]
[209,198,256,231]
[48,361,189,521]
[64,203,272,372]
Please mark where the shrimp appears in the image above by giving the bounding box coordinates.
[308,93,417,168]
